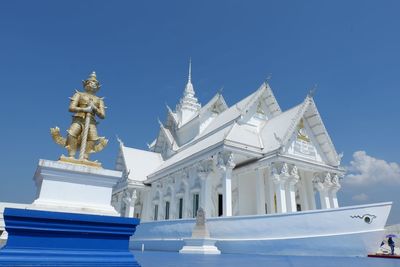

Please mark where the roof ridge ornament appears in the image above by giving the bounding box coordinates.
[157,117,164,128]
[265,73,272,84]
[165,103,173,113]
[307,84,317,98]
[116,135,124,147]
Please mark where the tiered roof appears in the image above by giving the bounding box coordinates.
[117,65,341,183]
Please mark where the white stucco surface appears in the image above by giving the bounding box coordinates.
[32,159,121,215]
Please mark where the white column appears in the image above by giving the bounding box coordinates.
[158,193,164,219]
[116,193,123,214]
[273,180,287,213]
[255,168,266,215]
[286,182,297,212]
[314,173,332,209]
[141,188,152,220]
[169,188,176,219]
[218,152,235,217]
[222,168,233,216]
[329,175,341,208]
[286,166,299,213]
[319,189,331,209]
[183,179,190,218]
[124,189,137,217]
[199,171,211,217]
[271,163,291,213]
[330,190,339,208]
[266,174,275,214]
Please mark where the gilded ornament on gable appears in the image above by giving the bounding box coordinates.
[297,119,310,142]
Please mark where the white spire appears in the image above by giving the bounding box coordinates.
[176,59,201,126]
[184,58,195,96]
[188,57,192,83]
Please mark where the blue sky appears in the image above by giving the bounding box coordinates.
[0,1,399,223]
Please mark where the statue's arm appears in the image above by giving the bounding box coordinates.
[68,93,84,113]
[94,98,106,119]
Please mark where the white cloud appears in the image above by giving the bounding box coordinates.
[345,151,400,185]
[352,193,369,201]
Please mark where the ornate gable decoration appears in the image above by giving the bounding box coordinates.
[296,119,310,143]
[256,100,265,115]
[291,118,318,159]
[211,103,220,114]
[238,83,281,126]
[282,96,340,166]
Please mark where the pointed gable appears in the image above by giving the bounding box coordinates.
[199,93,228,133]
[260,103,305,153]
[152,121,179,159]
[200,93,228,115]
[237,82,282,123]
[302,97,340,166]
[165,105,178,130]
[197,82,281,139]
[285,117,327,164]
[260,96,340,166]
[117,142,163,182]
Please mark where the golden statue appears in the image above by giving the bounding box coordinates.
[51,71,108,167]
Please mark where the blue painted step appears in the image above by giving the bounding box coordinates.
[0,208,141,266]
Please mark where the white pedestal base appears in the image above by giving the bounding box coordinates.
[32,159,122,216]
[179,239,221,254]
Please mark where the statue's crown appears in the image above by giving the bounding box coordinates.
[87,71,98,82]
[83,71,100,89]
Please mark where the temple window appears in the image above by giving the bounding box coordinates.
[192,193,199,218]
[178,198,183,219]
[165,201,170,220]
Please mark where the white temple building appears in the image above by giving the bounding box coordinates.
[112,62,344,221]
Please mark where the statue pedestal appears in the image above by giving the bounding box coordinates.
[179,208,221,254]
[0,159,141,266]
[179,238,221,254]
[32,159,121,216]
[0,208,140,266]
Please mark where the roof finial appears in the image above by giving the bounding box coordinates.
[157,117,164,128]
[188,57,192,84]
[308,84,317,98]
[116,135,124,147]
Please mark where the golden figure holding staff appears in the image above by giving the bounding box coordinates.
[51,72,108,167]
